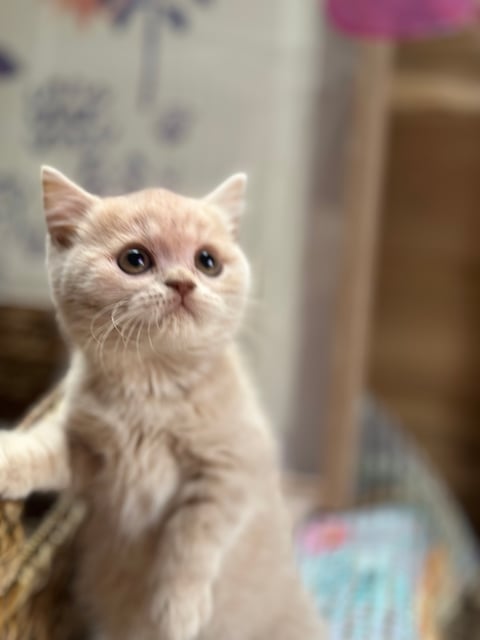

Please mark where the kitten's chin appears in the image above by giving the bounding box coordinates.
[166,297,196,319]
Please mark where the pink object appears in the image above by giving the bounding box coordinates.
[300,520,351,554]
[327,0,477,39]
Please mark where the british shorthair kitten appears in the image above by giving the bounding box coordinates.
[0,168,325,640]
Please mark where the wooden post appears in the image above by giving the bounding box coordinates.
[323,42,394,509]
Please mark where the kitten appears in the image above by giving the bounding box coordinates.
[0,167,326,640]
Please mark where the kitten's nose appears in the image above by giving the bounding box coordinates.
[165,278,196,298]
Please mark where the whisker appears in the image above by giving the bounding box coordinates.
[88,302,119,345]
[96,320,120,371]
[112,310,135,344]
[123,317,140,355]
[111,311,136,359]
[135,320,144,362]
[95,303,132,369]
[87,298,131,347]
[147,316,155,354]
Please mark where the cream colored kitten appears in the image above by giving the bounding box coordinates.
[0,168,325,640]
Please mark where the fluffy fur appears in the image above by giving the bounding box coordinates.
[0,168,325,640]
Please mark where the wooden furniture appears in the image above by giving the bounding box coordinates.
[370,29,480,534]
[295,27,480,533]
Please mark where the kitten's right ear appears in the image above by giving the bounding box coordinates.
[41,166,97,248]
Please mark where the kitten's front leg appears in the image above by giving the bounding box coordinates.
[153,460,253,640]
[0,414,71,499]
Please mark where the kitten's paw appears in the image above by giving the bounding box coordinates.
[153,581,212,640]
[0,433,31,499]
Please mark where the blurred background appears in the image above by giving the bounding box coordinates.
[1,0,480,543]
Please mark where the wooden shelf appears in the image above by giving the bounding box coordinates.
[392,71,480,113]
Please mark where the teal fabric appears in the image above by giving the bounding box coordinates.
[297,507,437,639]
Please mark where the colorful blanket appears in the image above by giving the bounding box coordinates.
[297,507,455,640]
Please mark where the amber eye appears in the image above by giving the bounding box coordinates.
[117,247,153,275]
[195,249,222,277]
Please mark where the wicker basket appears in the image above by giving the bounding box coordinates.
[0,387,86,640]
[0,496,86,640]
[0,306,66,423]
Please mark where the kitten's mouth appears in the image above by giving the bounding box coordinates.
[166,294,195,318]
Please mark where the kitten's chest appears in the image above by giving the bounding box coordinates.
[107,429,180,535]
[68,399,184,536]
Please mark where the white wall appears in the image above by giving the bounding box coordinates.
[0,0,324,433]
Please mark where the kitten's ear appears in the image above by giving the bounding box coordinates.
[204,173,247,237]
[41,166,97,248]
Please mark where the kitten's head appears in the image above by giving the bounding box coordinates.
[41,167,250,362]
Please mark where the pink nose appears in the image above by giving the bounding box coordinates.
[165,279,196,298]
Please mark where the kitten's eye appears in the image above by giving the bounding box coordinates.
[195,248,222,277]
[117,247,153,275]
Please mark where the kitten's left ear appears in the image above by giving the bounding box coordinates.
[204,173,247,237]
[41,165,98,248]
